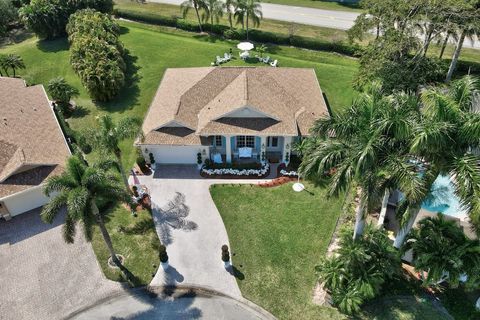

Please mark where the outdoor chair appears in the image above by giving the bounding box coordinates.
[270,59,278,67]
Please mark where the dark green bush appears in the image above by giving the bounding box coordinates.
[159,244,168,263]
[176,19,200,32]
[223,28,245,40]
[221,244,230,262]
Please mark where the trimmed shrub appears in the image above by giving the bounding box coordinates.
[223,28,245,40]
[159,244,169,263]
[221,244,230,262]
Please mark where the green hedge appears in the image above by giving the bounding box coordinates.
[114,8,358,56]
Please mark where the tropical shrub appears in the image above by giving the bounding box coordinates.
[19,0,113,39]
[47,77,79,105]
[402,214,480,289]
[316,225,401,314]
[67,9,125,101]
[159,244,168,263]
[0,0,18,36]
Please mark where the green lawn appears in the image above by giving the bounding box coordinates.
[261,0,362,11]
[210,183,347,319]
[91,206,160,286]
[115,1,353,43]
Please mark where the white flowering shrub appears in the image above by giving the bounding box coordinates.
[202,163,270,177]
[280,169,298,177]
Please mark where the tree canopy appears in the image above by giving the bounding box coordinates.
[67,9,125,101]
[19,0,113,39]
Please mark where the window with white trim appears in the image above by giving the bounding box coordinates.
[211,135,223,147]
[267,136,279,147]
[237,136,255,148]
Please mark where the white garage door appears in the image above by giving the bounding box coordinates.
[2,187,50,217]
[151,145,201,164]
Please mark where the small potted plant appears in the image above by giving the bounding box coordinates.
[149,153,156,170]
[197,152,203,170]
[221,244,230,268]
[159,244,169,270]
[132,185,139,198]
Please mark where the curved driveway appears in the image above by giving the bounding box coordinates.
[135,165,275,298]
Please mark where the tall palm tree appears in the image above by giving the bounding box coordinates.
[3,54,25,77]
[225,0,236,29]
[41,156,131,267]
[394,76,480,247]
[300,84,423,240]
[242,0,262,40]
[181,0,208,33]
[86,115,142,194]
[204,0,225,26]
[402,214,480,288]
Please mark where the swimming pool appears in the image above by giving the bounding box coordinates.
[421,175,467,219]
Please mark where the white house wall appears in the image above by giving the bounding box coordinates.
[2,187,50,217]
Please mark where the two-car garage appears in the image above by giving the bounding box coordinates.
[142,145,207,164]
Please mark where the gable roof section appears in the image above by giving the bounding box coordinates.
[0,77,71,197]
[141,67,328,144]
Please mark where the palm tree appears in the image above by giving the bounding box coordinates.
[300,84,423,240]
[0,54,7,76]
[41,156,131,267]
[242,0,262,40]
[225,0,236,29]
[402,214,480,288]
[204,0,224,27]
[394,76,480,248]
[86,115,142,195]
[316,226,400,314]
[47,77,79,105]
[181,0,208,33]
[3,54,25,77]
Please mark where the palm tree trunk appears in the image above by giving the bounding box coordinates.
[228,12,233,29]
[246,13,249,40]
[446,30,466,83]
[422,27,434,57]
[439,33,449,59]
[353,192,366,240]
[194,4,203,33]
[13,67,15,77]
[393,206,420,249]
[377,189,390,228]
[115,151,131,195]
[93,202,121,266]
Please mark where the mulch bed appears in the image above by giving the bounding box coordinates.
[258,176,297,188]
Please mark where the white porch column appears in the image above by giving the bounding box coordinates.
[377,189,390,228]
[225,135,232,163]
[282,136,293,165]
[260,136,267,163]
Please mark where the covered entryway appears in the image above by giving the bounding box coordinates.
[148,145,206,164]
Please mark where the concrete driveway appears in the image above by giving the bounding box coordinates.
[0,208,122,320]
[136,165,274,299]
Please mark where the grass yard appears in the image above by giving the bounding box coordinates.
[210,182,347,319]
[91,206,160,286]
[115,0,353,42]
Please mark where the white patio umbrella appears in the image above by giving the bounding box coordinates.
[237,42,254,51]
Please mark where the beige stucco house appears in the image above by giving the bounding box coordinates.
[137,67,329,165]
[0,77,71,220]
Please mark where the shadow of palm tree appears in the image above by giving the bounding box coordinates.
[152,192,198,246]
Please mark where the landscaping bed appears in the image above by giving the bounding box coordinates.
[201,162,270,179]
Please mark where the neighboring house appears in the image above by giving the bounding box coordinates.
[138,67,329,165]
[0,77,71,220]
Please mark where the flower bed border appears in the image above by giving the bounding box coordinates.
[200,163,270,179]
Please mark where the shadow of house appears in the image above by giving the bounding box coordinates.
[152,192,198,246]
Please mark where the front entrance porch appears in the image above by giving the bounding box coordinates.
[208,135,293,165]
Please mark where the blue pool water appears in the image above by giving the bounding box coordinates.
[421,175,466,218]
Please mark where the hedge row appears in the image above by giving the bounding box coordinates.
[114,8,359,56]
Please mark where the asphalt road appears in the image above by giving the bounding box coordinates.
[148,0,479,49]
